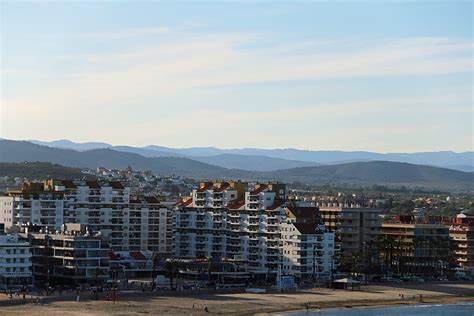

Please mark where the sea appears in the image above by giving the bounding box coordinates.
[273,302,474,316]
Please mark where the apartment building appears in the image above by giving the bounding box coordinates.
[449,212,474,273]
[21,224,110,285]
[175,181,286,274]
[0,182,65,230]
[0,180,174,254]
[176,181,337,280]
[319,207,380,255]
[0,232,33,289]
[281,206,336,278]
[380,220,451,275]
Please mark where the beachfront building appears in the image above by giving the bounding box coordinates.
[319,206,381,255]
[281,206,337,279]
[448,211,474,274]
[176,181,338,280]
[175,181,286,275]
[21,224,110,285]
[380,219,451,276]
[0,180,174,254]
[0,232,33,289]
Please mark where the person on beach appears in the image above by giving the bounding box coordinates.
[204,306,209,312]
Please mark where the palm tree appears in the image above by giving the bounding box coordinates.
[164,260,179,290]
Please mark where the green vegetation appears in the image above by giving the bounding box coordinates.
[0,162,94,180]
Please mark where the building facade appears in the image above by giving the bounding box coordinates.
[176,181,336,280]
[22,224,110,285]
[449,212,474,273]
[319,207,380,255]
[281,206,337,279]
[0,180,174,254]
[380,221,451,275]
[0,233,33,289]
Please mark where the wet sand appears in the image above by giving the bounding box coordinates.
[0,282,473,315]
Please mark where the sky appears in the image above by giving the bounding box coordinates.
[1,1,473,152]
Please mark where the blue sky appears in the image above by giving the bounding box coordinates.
[1,1,472,152]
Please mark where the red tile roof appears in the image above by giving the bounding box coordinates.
[61,180,77,189]
[130,251,147,260]
[86,181,101,189]
[214,182,230,192]
[228,199,245,210]
[286,206,320,219]
[293,223,320,235]
[197,182,213,192]
[182,198,193,207]
[250,184,268,195]
[110,181,125,190]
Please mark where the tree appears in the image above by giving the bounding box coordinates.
[164,260,179,290]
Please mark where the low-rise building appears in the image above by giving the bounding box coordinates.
[380,220,451,276]
[21,224,110,286]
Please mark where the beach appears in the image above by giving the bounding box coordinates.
[0,282,473,315]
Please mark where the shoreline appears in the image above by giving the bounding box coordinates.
[264,296,474,316]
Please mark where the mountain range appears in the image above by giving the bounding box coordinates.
[28,139,474,172]
[1,139,472,191]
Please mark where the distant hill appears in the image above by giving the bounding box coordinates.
[27,139,473,172]
[0,140,246,179]
[192,154,322,171]
[263,161,474,190]
[1,140,472,191]
[0,162,93,180]
[29,139,111,151]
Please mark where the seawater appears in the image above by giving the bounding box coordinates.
[274,302,474,316]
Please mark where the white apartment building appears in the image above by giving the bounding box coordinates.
[0,180,174,255]
[0,233,33,289]
[176,182,285,273]
[281,206,337,278]
[176,181,337,280]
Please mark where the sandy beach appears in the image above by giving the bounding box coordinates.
[0,282,473,316]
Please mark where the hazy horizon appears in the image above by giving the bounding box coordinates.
[2,2,473,152]
[5,138,472,155]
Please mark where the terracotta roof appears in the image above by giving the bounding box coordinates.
[228,199,245,210]
[144,196,159,204]
[293,223,319,235]
[249,184,268,195]
[108,252,120,260]
[130,251,147,260]
[286,206,320,219]
[214,182,230,192]
[197,182,213,192]
[86,181,101,189]
[110,181,125,190]
[61,180,77,189]
[182,198,193,207]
